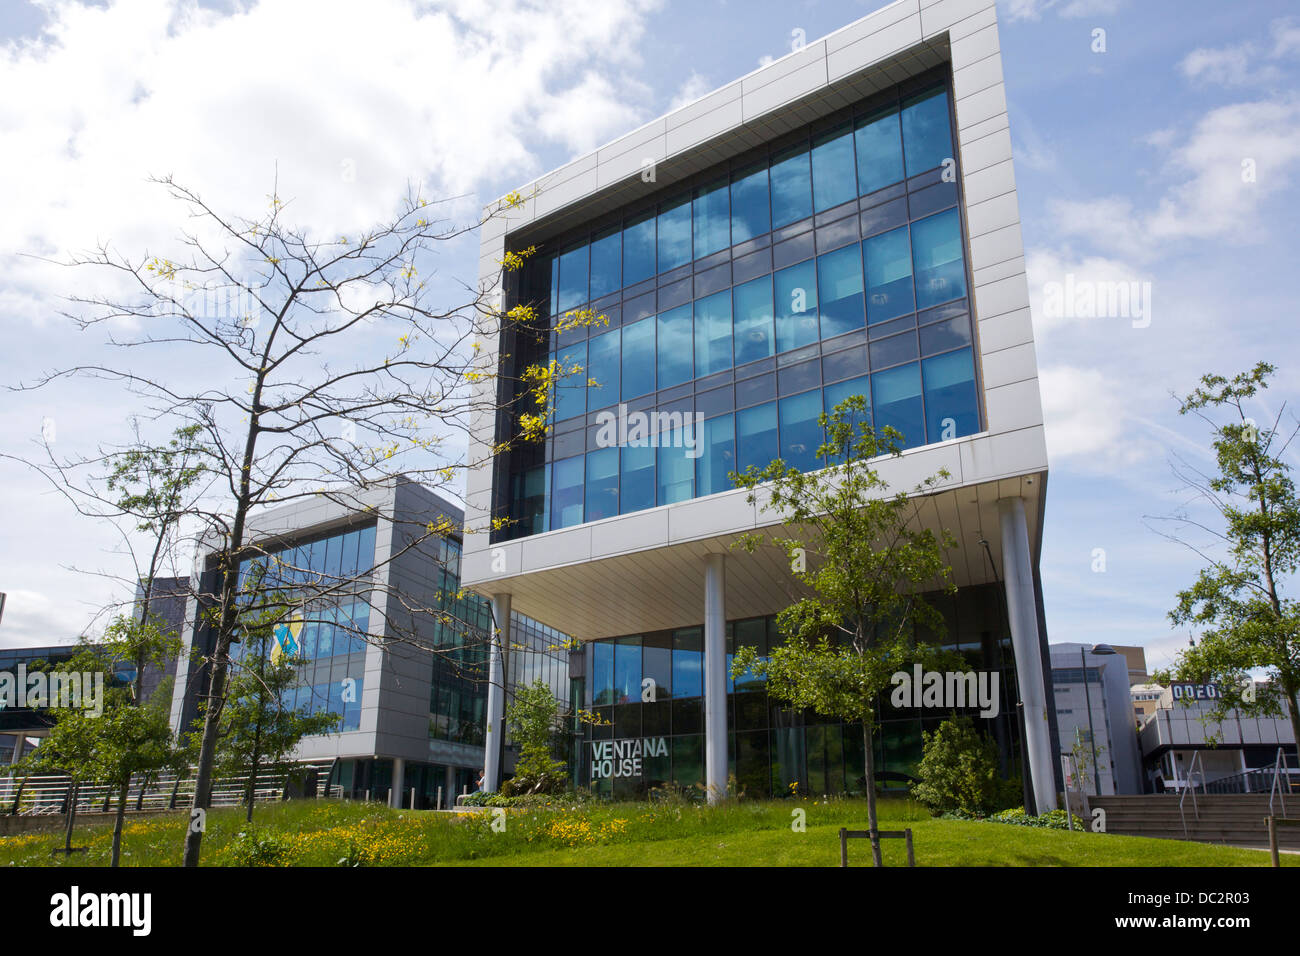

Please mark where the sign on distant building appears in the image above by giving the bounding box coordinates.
[1170,683,1221,701]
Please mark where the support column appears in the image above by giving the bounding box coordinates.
[998,496,1057,813]
[483,593,511,793]
[389,757,405,809]
[704,553,728,804]
[444,765,456,809]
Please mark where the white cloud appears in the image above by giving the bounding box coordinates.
[1001,0,1121,23]
[1178,16,1300,88]
[668,71,713,112]
[1038,364,1156,470]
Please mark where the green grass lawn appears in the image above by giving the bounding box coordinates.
[1,797,1291,867]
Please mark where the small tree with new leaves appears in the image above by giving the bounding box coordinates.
[1150,363,1300,748]
[729,395,960,865]
[502,678,567,796]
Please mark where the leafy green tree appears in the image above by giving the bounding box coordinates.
[729,395,960,865]
[1152,363,1300,747]
[910,715,1003,815]
[194,598,339,822]
[502,678,567,796]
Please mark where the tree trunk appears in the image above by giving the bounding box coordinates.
[110,777,129,867]
[63,781,78,855]
[861,720,882,867]
[183,650,229,867]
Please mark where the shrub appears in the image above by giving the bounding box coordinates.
[990,807,1085,830]
[910,716,1006,816]
[225,826,291,866]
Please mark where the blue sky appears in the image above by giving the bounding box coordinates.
[1,0,1298,674]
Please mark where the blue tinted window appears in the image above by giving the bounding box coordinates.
[554,341,587,421]
[620,441,656,514]
[613,641,641,704]
[585,447,619,522]
[693,289,732,377]
[356,524,376,571]
[589,227,621,300]
[657,427,694,504]
[587,329,620,411]
[621,317,656,399]
[551,455,584,529]
[817,243,865,339]
[623,212,656,285]
[732,276,774,366]
[696,414,735,497]
[693,178,730,259]
[324,533,344,580]
[672,630,703,698]
[736,402,778,475]
[864,226,914,324]
[657,197,692,272]
[557,243,588,313]
[774,259,819,352]
[911,208,966,309]
[872,362,924,449]
[922,347,978,441]
[338,529,361,578]
[811,125,857,212]
[593,642,615,706]
[731,163,770,243]
[770,144,812,228]
[656,304,692,388]
[549,255,559,319]
[779,390,823,472]
[341,676,363,730]
[855,106,904,195]
[901,88,953,177]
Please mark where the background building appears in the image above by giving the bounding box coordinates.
[1050,643,1143,795]
[464,0,1062,806]
[169,478,568,808]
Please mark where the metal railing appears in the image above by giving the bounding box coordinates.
[1060,752,1090,831]
[0,761,338,817]
[1269,747,1291,818]
[1179,751,1204,838]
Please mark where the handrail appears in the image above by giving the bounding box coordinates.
[1179,751,1204,838]
[1269,747,1290,818]
[1060,752,1090,829]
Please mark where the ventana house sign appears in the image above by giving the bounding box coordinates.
[589,737,669,780]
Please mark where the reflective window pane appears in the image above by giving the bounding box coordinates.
[872,361,924,449]
[657,426,694,505]
[696,413,735,497]
[774,259,819,352]
[778,390,823,472]
[589,227,621,300]
[550,455,584,529]
[587,329,620,411]
[731,162,770,244]
[922,346,978,441]
[816,243,865,339]
[911,208,966,309]
[693,178,730,260]
[657,196,692,273]
[901,87,953,177]
[693,289,733,378]
[855,106,904,195]
[593,642,615,706]
[770,144,813,229]
[557,242,588,313]
[585,447,619,522]
[620,441,656,514]
[554,341,587,421]
[736,402,778,475]
[811,124,857,212]
[823,375,871,462]
[621,317,656,399]
[656,304,693,389]
[623,211,656,285]
[733,275,775,366]
[613,641,642,705]
[864,225,914,325]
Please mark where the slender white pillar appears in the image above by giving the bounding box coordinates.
[483,593,511,793]
[998,497,1057,812]
[704,553,728,804]
[389,757,405,809]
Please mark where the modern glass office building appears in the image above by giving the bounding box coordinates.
[169,478,570,808]
[465,0,1061,808]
